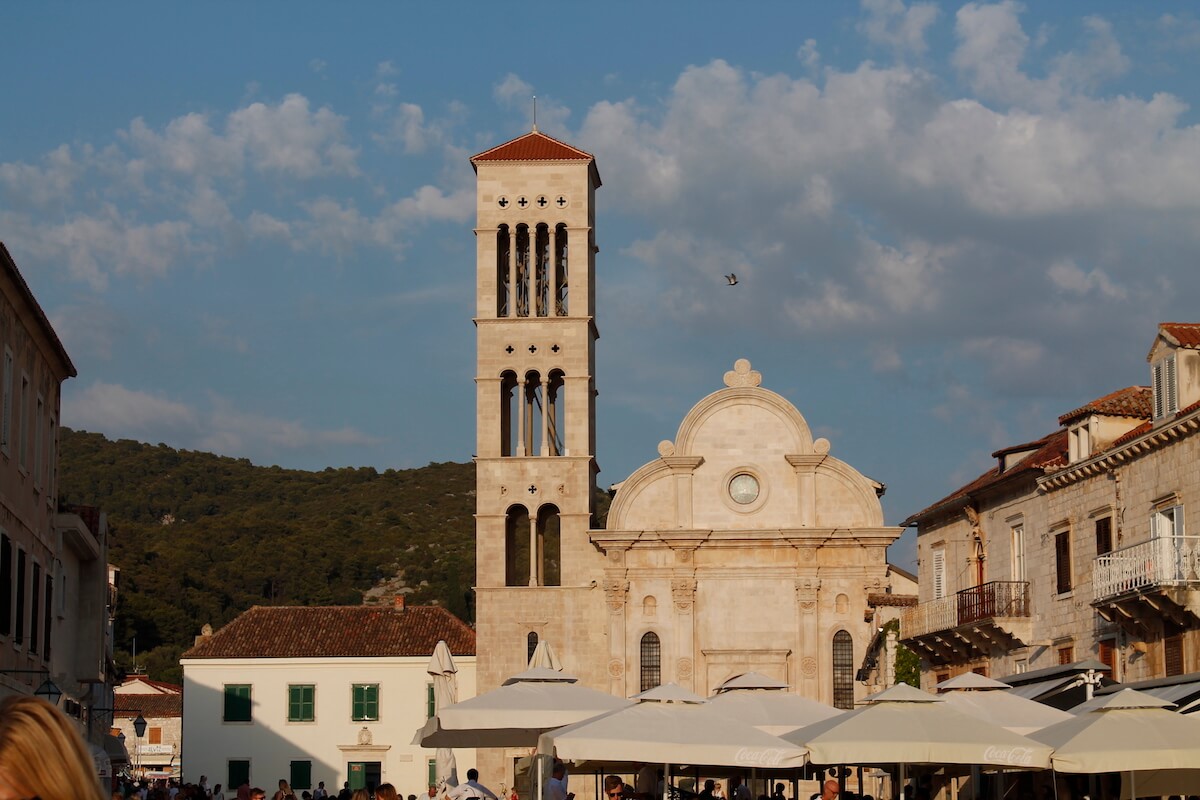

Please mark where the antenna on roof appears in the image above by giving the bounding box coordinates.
[532,95,538,133]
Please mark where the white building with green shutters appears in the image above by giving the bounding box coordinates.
[181,601,477,794]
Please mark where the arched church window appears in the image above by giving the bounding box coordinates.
[505,505,531,587]
[640,632,661,692]
[496,225,511,317]
[832,630,854,709]
[515,224,530,317]
[547,370,566,456]
[554,224,568,316]
[534,223,550,317]
[537,505,561,587]
[500,371,518,456]
[527,631,539,663]
[523,370,542,456]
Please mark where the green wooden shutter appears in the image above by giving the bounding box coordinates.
[224,685,252,722]
[365,684,379,720]
[289,685,314,721]
[228,759,250,788]
[290,760,312,790]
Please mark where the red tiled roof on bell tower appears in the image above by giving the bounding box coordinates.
[472,130,594,163]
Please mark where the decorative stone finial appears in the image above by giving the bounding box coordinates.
[723,358,762,388]
[657,440,675,457]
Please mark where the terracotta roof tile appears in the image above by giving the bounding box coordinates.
[472,131,594,163]
[115,692,182,718]
[904,430,1067,525]
[181,604,476,660]
[1058,386,1152,426]
[121,675,182,694]
[1160,322,1200,349]
[1111,397,1200,447]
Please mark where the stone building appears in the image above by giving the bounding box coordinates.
[902,323,1200,690]
[114,675,184,780]
[470,130,907,782]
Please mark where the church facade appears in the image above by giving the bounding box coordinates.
[470,130,904,777]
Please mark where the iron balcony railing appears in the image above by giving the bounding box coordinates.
[901,580,1030,639]
[1093,534,1200,602]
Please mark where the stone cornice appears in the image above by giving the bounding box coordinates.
[590,527,900,550]
[1039,407,1200,492]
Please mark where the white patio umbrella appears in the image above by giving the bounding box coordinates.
[1028,688,1200,799]
[415,667,633,748]
[427,640,460,791]
[528,639,565,671]
[538,683,808,768]
[780,683,1052,769]
[934,673,1073,735]
[708,672,843,735]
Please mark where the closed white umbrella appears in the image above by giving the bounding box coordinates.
[1028,688,1200,798]
[781,683,1052,768]
[528,640,565,671]
[538,683,808,768]
[934,673,1073,735]
[427,640,460,791]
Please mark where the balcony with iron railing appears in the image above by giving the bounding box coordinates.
[1092,535,1200,631]
[901,581,1031,665]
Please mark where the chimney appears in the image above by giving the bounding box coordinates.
[194,623,214,646]
[394,595,405,612]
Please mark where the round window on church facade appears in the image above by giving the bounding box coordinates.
[728,473,760,505]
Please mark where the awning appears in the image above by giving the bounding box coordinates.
[1006,675,1078,701]
[104,733,130,764]
[90,742,113,780]
[1132,681,1200,712]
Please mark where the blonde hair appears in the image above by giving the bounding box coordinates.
[377,785,401,800]
[352,791,372,800]
[0,695,106,800]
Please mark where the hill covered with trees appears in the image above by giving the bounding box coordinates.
[58,428,477,683]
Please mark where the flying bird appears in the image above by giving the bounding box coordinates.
[724,273,738,286]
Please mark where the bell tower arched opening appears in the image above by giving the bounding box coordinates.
[537,504,561,587]
[505,505,531,587]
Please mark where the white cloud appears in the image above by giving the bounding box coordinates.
[310,58,327,74]
[1051,16,1129,91]
[227,94,360,177]
[0,145,81,209]
[48,301,129,362]
[797,39,821,69]
[64,381,198,437]
[494,74,571,134]
[1047,259,1126,299]
[859,0,939,57]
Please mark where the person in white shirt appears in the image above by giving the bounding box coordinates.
[448,770,499,800]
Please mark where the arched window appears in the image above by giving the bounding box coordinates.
[547,370,566,456]
[515,224,530,317]
[832,630,854,709]
[640,632,661,692]
[555,223,568,316]
[835,593,849,614]
[534,223,550,317]
[537,505,561,587]
[527,631,539,663]
[496,225,511,317]
[642,596,657,619]
[505,506,531,587]
[500,371,518,456]
[523,370,542,456]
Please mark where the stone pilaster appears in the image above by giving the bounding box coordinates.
[795,576,821,698]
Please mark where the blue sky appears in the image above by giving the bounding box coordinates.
[6,2,1200,570]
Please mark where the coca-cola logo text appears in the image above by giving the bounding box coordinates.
[735,747,789,767]
[983,746,1035,766]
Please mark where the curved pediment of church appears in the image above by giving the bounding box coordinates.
[606,359,885,531]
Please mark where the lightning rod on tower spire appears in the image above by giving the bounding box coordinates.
[532,95,538,132]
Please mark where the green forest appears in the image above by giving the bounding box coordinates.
[58,428,480,685]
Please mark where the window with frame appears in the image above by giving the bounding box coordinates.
[832,630,855,710]
[1055,530,1072,594]
[148,726,163,745]
[426,682,435,719]
[288,684,315,722]
[1014,659,1027,674]
[1098,638,1117,679]
[1058,645,1075,665]
[14,548,25,644]
[1095,517,1113,556]
[290,760,312,790]
[1153,505,1183,539]
[223,684,252,722]
[0,532,11,638]
[932,548,946,599]
[33,395,43,490]
[1,349,12,454]
[18,374,28,470]
[640,632,661,692]
[1152,355,1178,420]
[527,630,538,662]
[351,684,379,721]
[228,760,250,789]
[428,759,437,788]
[29,562,39,654]
[1165,634,1184,677]
[1010,526,1026,582]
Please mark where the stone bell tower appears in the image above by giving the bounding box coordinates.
[469,130,609,714]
